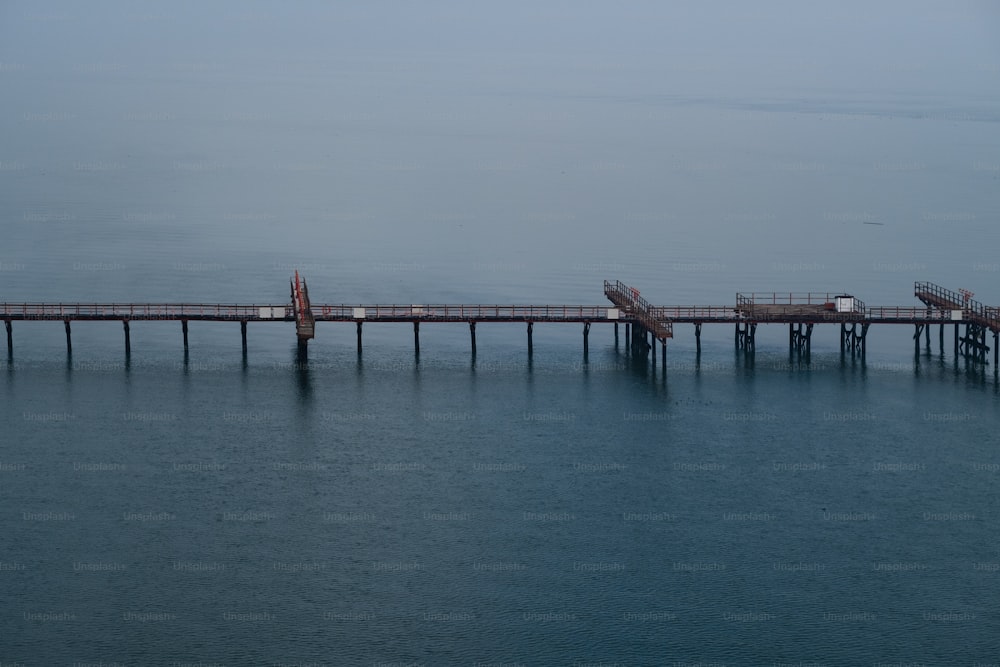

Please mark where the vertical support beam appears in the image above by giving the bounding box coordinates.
[5,320,11,355]
[182,320,189,349]
[413,321,420,355]
[914,324,921,355]
[356,321,363,354]
[805,323,813,356]
[735,322,740,348]
[954,322,959,358]
[470,321,477,356]
[614,321,618,347]
[123,320,131,355]
[840,323,846,353]
[662,340,667,375]
[694,323,702,354]
[925,321,930,349]
[64,320,72,353]
[790,323,795,352]
[625,323,630,347]
[939,323,944,356]
[240,320,247,354]
[993,331,1000,375]
[527,322,533,357]
[582,322,590,357]
[651,334,656,364]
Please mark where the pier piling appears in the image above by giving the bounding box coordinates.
[9,278,1000,373]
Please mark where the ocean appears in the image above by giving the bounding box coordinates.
[2,4,1000,664]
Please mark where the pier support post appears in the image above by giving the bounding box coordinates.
[625,323,630,351]
[925,321,930,350]
[470,321,477,356]
[5,320,11,355]
[995,332,999,373]
[583,322,590,356]
[614,321,618,347]
[662,339,667,375]
[182,320,189,349]
[630,322,649,357]
[240,321,247,354]
[64,320,72,353]
[914,324,922,356]
[413,322,420,355]
[736,322,756,352]
[356,321,363,354]
[527,322,533,356]
[694,323,702,354]
[939,323,944,356]
[651,334,655,365]
[123,320,131,355]
[954,323,959,358]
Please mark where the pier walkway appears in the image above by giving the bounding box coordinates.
[2,279,998,372]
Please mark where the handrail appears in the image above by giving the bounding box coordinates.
[915,281,1000,330]
[603,280,674,338]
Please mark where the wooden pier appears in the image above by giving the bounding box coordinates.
[2,278,999,374]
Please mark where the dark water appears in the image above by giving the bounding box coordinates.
[3,337,1000,665]
[3,3,1000,664]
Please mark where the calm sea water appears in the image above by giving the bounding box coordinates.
[3,11,1000,664]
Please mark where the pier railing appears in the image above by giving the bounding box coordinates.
[737,292,866,309]
[603,280,673,338]
[915,281,1000,331]
[0,303,291,320]
[313,304,615,321]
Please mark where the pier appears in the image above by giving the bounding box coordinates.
[2,278,999,374]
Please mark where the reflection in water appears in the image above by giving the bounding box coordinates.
[294,345,311,404]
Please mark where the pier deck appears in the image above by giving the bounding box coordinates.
[2,280,998,372]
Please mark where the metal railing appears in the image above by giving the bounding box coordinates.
[313,304,614,320]
[736,292,866,314]
[0,303,291,320]
[603,280,674,338]
[915,282,1000,331]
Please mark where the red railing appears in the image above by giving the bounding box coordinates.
[315,305,615,320]
[603,280,674,338]
[915,281,1000,330]
[0,303,291,319]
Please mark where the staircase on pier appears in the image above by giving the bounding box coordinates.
[603,280,673,356]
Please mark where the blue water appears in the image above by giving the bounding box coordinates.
[3,4,1000,664]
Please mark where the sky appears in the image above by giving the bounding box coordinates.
[1,1,998,304]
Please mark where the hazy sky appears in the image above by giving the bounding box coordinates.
[2,1,999,304]
[2,1,998,96]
